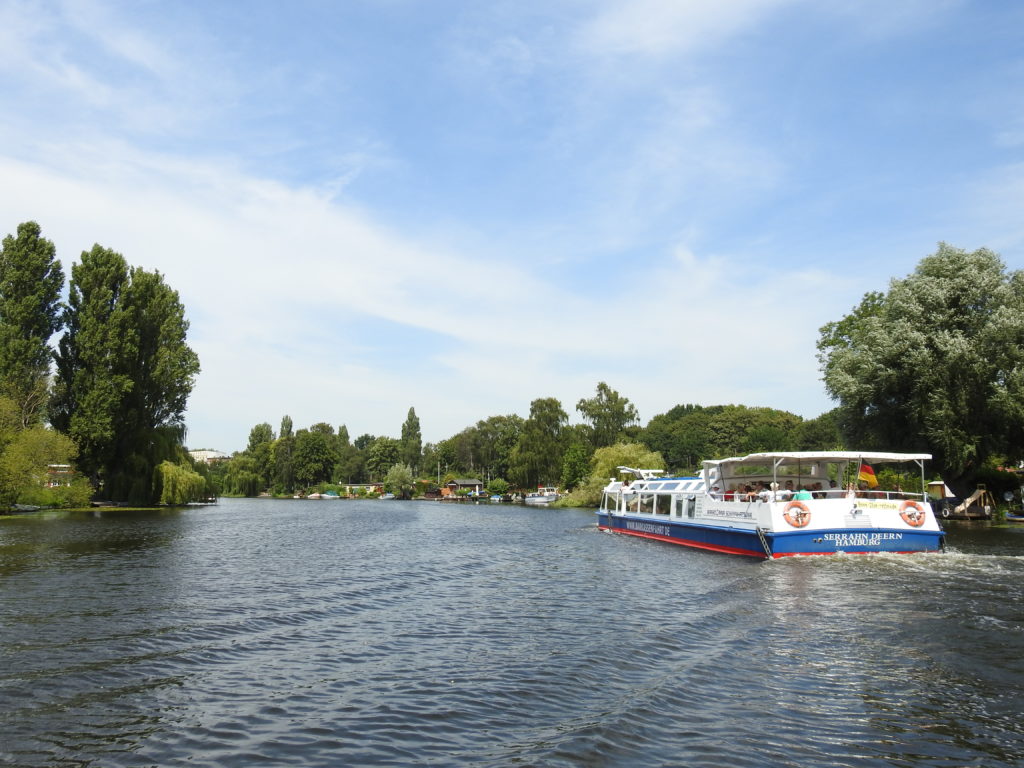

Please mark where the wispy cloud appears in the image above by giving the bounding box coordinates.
[576,0,799,58]
[1,0,1018,449]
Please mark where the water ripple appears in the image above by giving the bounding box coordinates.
[3,501,1024,766]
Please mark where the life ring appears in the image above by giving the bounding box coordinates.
[900,500,927,527]
[783,500,811,528]
[941,507,950,519]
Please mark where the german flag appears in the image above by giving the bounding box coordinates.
[858,463,878,488]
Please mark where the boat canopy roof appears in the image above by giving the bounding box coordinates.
[704,451,931,469]
[703,451,931,489]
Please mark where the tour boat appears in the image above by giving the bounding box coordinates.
[596,451,945,559]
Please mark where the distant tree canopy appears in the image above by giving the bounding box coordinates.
[426,414,523,482]
[640,403,809,472]
[366,437,401,481]
[509,397,568,488]
[576,382,639,448]
[293,428,337,487]
[818,243,1024,495]
[212,382,845,502]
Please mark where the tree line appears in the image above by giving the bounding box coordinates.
[214,382,845,500]
[0,221,205,508]
[214,243,1024,503]
[5,223,1016,508]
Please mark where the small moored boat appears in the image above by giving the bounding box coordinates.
[524,487,559,505]
[596,451,945,559]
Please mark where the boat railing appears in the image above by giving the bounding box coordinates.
[709,489,930,502]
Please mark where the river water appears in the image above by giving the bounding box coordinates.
[2,499,1023,767]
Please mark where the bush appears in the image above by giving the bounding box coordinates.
[16,476,93,508]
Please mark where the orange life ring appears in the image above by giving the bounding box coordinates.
[783,500,811,528]
[900,500,927,527]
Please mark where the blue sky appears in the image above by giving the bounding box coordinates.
[2,0,1023,452]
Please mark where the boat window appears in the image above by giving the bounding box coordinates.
[686,496,696,518]
[654,494,670,515]
[660,481,680,491]
[639,493,655,515]
[730,463,771,478]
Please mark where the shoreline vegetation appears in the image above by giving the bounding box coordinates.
[4,222,1024,516]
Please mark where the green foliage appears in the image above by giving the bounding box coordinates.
[366,437,401,480]
[14,475,92,508]
[793,411,843,451]
[818,243,1024,494]
[50,245,133,482]
[0,221,64,427]
[400,407,422,472]
[559,442,665,508]
[155,460,208,505]
[335,442,365,484]
[247,423,275,452]
[50,246,199,503]
[221,454,261,496]
[560,442,591,490]
[293,428,337,487]
[509,397,567,488]
[576,382,639,448]
[640,404,803,472]
[487,477,510,495]
[384,462,415,498]
[0,416,81,508]
[353,433,375,451]
[245,422,275,489]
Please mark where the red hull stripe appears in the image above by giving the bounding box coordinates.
[597,524,765,558]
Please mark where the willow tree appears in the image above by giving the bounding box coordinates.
[0,222,64,427]
[818,243,1024,494]
[51,245,200,502]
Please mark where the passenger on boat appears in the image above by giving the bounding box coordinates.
[724,486,736,501]
[793,486,813,500]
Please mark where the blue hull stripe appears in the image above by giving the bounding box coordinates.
[596,513,944,558]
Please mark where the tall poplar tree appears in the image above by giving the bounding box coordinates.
[51,245,200,501]
[50,245,133,486]
[0,222,64,427]
[400,406,422,472]
[273,416,296,492]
